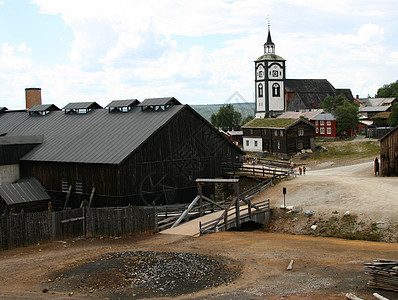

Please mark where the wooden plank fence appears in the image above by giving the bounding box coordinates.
[0,206,156,251]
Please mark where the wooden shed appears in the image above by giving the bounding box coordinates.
[380,126,398,176]
[242,118,315,156]
[0,98,244,208]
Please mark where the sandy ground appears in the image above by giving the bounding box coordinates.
[0,232,397,299]
[264,160,398,225]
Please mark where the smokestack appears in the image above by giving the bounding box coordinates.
[25,88,42,109]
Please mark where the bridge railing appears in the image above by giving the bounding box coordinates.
[222,163,291,178]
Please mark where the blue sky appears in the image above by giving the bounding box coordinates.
[1,0,398,109]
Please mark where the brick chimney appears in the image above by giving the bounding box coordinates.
[25,88,42,109]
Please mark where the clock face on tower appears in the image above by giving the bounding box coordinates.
[257,65,265,79]
[272,70,278,77]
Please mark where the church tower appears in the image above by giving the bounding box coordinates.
[254,22,286,118]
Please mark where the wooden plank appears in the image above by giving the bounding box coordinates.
[345,293,363,300]
[287,260,294,270]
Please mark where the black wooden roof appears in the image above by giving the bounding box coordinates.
[0,103,186,164]
[62,102,103,110]
[106,99,140,108]
[138,97,181,107]
[286,79,354,110]
[0,178,50,205]
[28,104,60,112]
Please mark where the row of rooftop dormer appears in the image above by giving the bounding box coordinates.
[2,88,182,115]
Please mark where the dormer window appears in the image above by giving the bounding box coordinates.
[106,99,139,113]
[137,97,182,111]
[28,104,60,116]
[63,102,102,114]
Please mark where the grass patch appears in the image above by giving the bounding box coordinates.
[310,141,380,161]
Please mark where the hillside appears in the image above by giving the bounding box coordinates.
[191,103,255,122]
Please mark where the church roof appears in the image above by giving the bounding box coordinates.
[255,54,285,61]
[285,79,354,111]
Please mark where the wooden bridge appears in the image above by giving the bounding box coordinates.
[157,169,290,235]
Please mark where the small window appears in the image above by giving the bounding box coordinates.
[277,141,281,149]
[280,130,284,137]
[76,180,83,194]
[258,84,263,98]
[250,129,254,135]
[320,121,325,126]
[61,178,69,193]
[246,140,249,146]
[298,128,304,136]
[315,120,318,125]
[263,129,267,135]
[254,141,258,147]
[320,128,325,134]
[327,128,331,135]
[274,130,278,136]
[327,120,331,126]
[316,127,319,134]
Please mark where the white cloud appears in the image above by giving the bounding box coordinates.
[1,0,396,109]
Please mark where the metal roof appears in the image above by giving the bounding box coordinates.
[0,110,29,135]
[63,102,102,110]
[28,104,60,112]
[0,107,8,112]
[0,178,50,205]
[0,135,43,145]
[5,104,186,164]
[359,106,390,113]
[277,111,322,120]
[311,113,336,121]
[106,99,140,108]
[255,54,285,61]
[137,97,181,107]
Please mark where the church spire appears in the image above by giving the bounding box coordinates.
[264,17,275,54]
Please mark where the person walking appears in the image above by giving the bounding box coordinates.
[374,157,379,176]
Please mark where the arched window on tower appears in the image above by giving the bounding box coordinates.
[258,84,263,97]
[272,83,280,97]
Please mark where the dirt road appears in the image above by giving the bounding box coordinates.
[0,232,397,299]
[263,159,398,228]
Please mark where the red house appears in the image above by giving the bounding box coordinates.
[311,113,338,137]
[310,112,354,137]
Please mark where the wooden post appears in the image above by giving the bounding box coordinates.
[247,196,252,219]
[197,183,203,217]
[235,182,240,228]
[48,202,53,241]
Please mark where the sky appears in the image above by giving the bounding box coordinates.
[1,0,398,109]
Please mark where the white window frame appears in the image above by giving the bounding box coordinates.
[277,141,281,149]
[320,127,325,134]
[320,121,325,126]
[280,130,284,136]
[298,128,304,136]
[326,120,331,126]
[327,127,331,135]
[246,140,249,146]
[274,130,278,136]
[316,127,319,133]
[254,140,258,147]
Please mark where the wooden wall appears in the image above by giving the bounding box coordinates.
[20,106,243,207]
[119,106,243,206]
[380,127,398,176]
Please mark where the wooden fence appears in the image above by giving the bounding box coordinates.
[0,206,156,251]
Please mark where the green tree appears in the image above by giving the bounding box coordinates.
[320,94,345,112]
[333,103,359,136]
[241,115,254,126]
[376,80,398,98]
[210,104,242,130]
[388,103,398,127]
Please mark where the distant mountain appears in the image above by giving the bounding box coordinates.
[191,103,255,123]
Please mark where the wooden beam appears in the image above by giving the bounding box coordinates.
[202,195,225,210]
[287,260,294,270]
[63,185,72,210]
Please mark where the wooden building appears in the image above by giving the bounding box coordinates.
[242,118,315,156]
[380,125,398,176]
[0,178,50,213]
[0,98,244,208]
